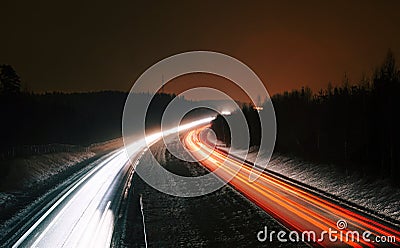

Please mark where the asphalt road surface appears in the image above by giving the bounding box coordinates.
[183,127,400,247]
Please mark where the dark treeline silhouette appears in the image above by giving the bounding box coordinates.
[0,65,199,155]
[211,50,400,185]
[0,65,21,95]
[212,114,231,145]
[0,90,127,152]
[212,105,261,148]
[0,92,194,152]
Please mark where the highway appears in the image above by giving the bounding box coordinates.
[10,146,136,248]
[7,118,213,248]
[5,118,399,247]
[184,127,400,247]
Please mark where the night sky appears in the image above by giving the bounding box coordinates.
[1,1,400,99]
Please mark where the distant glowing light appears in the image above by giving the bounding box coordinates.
[253,106,263,112]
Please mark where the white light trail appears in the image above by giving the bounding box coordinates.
[12,117,215,248]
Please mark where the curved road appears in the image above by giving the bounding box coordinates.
[6,118,399,247]
[11,146,137,248]
[8,118,213,248]
[184,127,400,247]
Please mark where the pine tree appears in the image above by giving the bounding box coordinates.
[0,64,21,95]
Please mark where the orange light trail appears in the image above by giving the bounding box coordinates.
[183,128,400,247]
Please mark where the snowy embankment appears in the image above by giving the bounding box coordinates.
[1,151,95,191]
[223,147,400,222]
[0,138,122,209]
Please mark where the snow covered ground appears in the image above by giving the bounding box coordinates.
[0,193,15,208]
[224,147,400,222]
[0,138,123,224]
[1,151,95,192]
[0,138,122,193]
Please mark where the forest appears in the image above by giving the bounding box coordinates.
[0,64,191,158]
[2,50,399,184]
[211,50,400,185]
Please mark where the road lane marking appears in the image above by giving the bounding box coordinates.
[140,195,148,248]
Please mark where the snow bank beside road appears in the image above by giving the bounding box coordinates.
[1,151,95,191]
[0,138,123,192]
[0,138,124,218]
[224,148,400,222]
[0,193,15,208]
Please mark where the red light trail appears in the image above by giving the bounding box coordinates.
[184,127,400,247]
